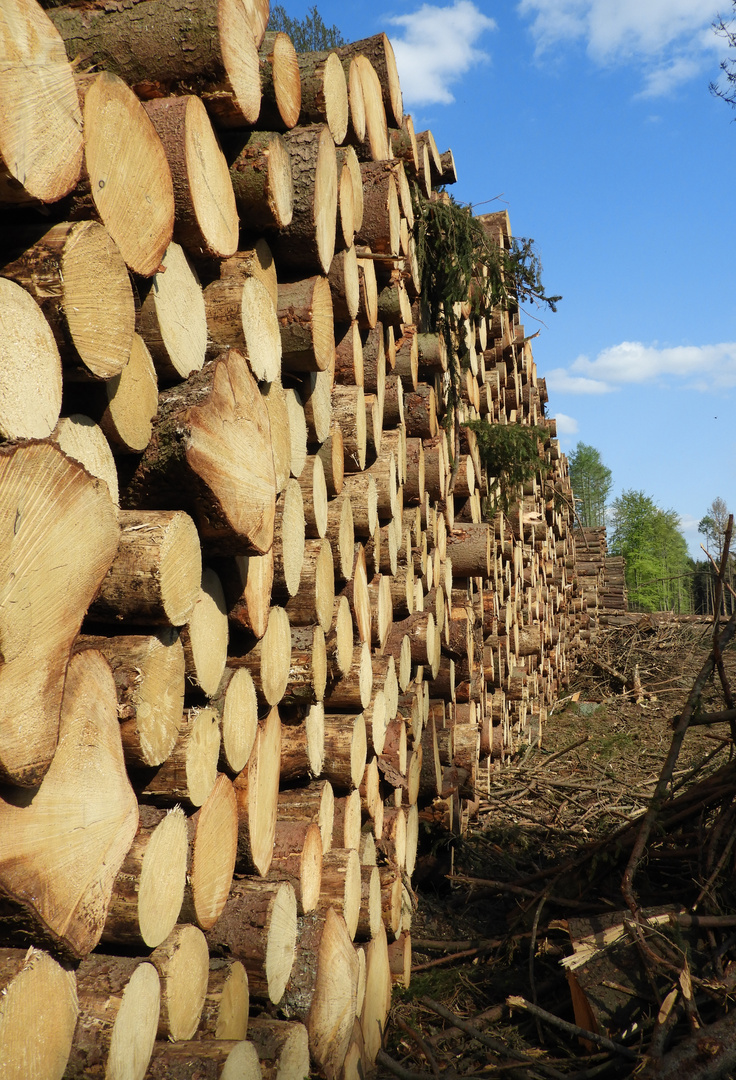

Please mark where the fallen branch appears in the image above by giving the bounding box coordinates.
[506,996,638,1062]
[421,997,569,1080]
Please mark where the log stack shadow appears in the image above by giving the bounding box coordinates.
[0,2,604,1077]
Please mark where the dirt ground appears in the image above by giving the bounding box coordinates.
[380,616,736,1080]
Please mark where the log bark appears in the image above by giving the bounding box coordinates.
[0,650,138,959]
[279,907,359,1080]
[285,538,335,633]
[143,94,238,259]
[248,1017,310,1080]
[357,162,400,256]
[232,706,281,877]
[227,129,294,230]
[322,711,368,790]
[278,780,335,856]
[150,924,210,1041]
[89,508,202,628]
[278,274,335,372]
[297,51,348,145]
[197,959,249,1040]
[101,805,187,949]
[218,549,274,639]
[0,442,119,785]
[138,706,220,809]
[50,0,261,126]
[73,630,185,769]
[206,878,297,1005]
[257,32,301,131]
[122,349,277,555]
[266,819,323,914]
[65,957,160,1080]
[203,259,282,380]
[229,606,291,705]
[146,1039,261,1080]
[1,220,134,381]
[269,123,337,276]
[319,848,361,939]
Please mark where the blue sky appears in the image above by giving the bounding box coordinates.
[300,0,736,555]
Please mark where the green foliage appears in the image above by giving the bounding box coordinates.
[609,489,691,612]
[411,186,560,513]
[266,4,345,50]
[464,420,549,513]
[568,442,612,527]
[411,188,561,333]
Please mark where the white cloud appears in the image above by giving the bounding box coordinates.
[554,412,579,436]
[518,0,723,95]
[545,366,614,394]
[570,341,736,388]
[387,1,497,107]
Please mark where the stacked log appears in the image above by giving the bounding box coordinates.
[0,3,605,1078]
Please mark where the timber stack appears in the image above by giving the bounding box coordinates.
[0,1,603,1077]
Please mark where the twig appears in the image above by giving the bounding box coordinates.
[376,1050,433,1080]
[451,874,601,909]
[396,1018,442,1078]
[506,997,639,1061]
[420,998,569,1080]
[529,892,548,1043]
[412,944,498,972]
[538,734,590,765]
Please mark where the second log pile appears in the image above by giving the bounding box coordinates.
[0,2,607,1078]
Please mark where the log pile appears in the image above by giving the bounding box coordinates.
[573,527,628,630]
[0,2,608,1077]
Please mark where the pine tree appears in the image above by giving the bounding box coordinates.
[567,443,612,527]
[267,4,345,50]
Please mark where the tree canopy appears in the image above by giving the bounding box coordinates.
[567,442,612,527]
[609,490,690,612]
[266,4,345,50]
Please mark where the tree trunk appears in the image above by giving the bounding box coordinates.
[203,264,282,380]
[297,51,348,145]
[247,1017,310,1080]
[1,220,135,380]
[284,538,336,633]
[232,706,281,877]
[269,124,337,276]
[89,509,202,628]
[279,907,359,1080]
[146,1039,261,1080]
[180,773,238,931]
[257,32,302,131]
[0,443,120,786]
[0,650,138,959]
[336,35,403,128]
[357,162,400,256]
[218,549,274,639]
[122,350,277,555]
[0,0,83,206]
[278,275,335,373]
[137,241,207,382]
[137,706,220,809]
[209,666,259,775]
[50,0,261,126]
[0,948,78,1080]
[226,130,295,230]
[143,94,238,259]
[197,959,249,1040]
[229,606,291,706]
[64,957,160,1080]
[73,630,185,769]
[150,924,210,1040]
[206,879,297,1005]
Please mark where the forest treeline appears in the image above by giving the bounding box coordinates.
[568,444,733,615]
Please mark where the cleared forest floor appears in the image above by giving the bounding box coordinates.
[379,619,736,1080]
